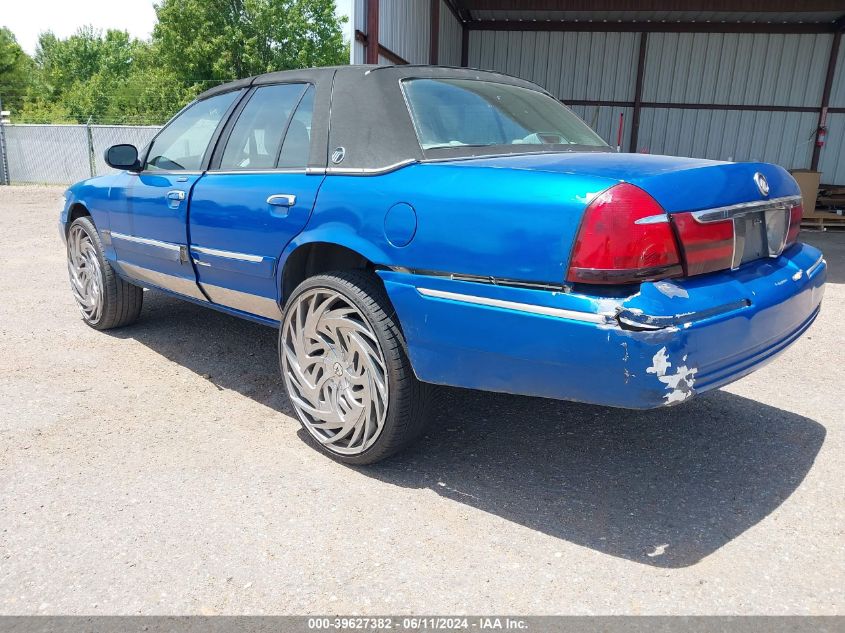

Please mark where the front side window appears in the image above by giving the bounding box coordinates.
[402,78,608,153]
[219,83,310,170]
[145,91,239,171]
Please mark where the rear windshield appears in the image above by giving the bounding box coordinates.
[402,78,608,155]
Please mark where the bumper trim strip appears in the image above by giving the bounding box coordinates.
[417,287,608,324]
[806,255,825,277]
[690,195,802,223]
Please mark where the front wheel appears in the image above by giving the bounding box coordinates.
[66,216,143,330]
[279,271,430,464]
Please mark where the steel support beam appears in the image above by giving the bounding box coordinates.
[628,32,648,153]
[366,0,380,64]
[355,30,409,65]
[455,0,845,12]
[430,0,440,64]
[466,21,840,34]
[812,29,842,170]
[565,99,824,113]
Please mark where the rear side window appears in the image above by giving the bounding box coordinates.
[146,91,238,171]
[219,83,308,170]
[277,86,315,168]
[402,78,607,151]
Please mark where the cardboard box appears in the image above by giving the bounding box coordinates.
[789,169,821,211]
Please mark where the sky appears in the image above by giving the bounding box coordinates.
[3,0,354,55]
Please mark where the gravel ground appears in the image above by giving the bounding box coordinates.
[0,184,843,615]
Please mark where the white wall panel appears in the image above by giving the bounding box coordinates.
[354,12,845,183]
[352,0,365,64]
[828,39,845,108]
[468,30,638,101]
[637,108,817,170]
[643,33,832,107]
[818,113,845,185]
[439,1,462,67]
[380,0,430,64]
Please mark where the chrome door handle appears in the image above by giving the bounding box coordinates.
[267,194,296,207]
[167,190,186,201]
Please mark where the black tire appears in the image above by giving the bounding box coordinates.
[66,216,143,330]
[279,270,431,465]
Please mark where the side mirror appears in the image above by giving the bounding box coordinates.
[105,144,141,171]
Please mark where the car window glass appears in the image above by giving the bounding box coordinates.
[402,78,607,151]
[277,85,315,168]
[220,84,307,171]
[145,91,238,171]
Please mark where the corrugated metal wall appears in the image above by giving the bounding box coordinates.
[467,31,638,148]
[469,31,639,101]
[350,4,844,184]
[439,1,462,67]
[467,29,843,182]
[821,40,845,185]
[380,0,431,64]
[638,32,829,175]
[353,0,463,67]
[352,0,365,64]
[643,33,830,107]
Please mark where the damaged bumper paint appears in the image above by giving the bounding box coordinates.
[378,242,826,409]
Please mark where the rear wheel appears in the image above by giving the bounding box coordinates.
[279,271,430,464]
[66,216,143,330]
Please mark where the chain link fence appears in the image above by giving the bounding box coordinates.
[0,123,162,185]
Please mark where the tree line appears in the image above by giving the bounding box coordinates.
[0,0,348,125]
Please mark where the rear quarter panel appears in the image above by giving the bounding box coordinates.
[291,163,617,285]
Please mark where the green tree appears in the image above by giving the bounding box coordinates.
[8,0,348,124]
[0,27,34,114]
[19,26,192,124]
[153,0,347,92]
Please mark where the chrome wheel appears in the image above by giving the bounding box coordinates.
[67,223,104,324]
[281,288,389,456]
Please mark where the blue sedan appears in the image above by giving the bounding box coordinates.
[59,65,826,464]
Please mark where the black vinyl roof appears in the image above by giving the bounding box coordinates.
[195,65,562,173]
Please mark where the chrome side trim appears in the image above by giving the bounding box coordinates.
[192,245,265,263]
[118,262,207,301]
[139,170,203,176]
[389,267,567,292]
[209,168,309,175]
[691,195,801,223]
[111,232,183,263]
[617,300,751,331]
[417,287,607,324]
[200,283,282,320]
[111,231,181,253]
[807,255,826,277]
[326,159,417,176]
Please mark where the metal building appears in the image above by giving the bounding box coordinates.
[350,1,845,185]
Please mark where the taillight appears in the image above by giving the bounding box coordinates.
[670,213,734,276]
[786,202,803,246]
[567,183,683,285]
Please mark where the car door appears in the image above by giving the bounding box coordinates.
[111,90,242,300]
[187,83,323,320]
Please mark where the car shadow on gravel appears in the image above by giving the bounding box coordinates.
[368,387,825,569]
[111,289,826,569]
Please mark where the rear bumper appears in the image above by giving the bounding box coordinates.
[379,243,825,409]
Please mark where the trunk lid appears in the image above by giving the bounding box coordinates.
[440,152,800,212]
